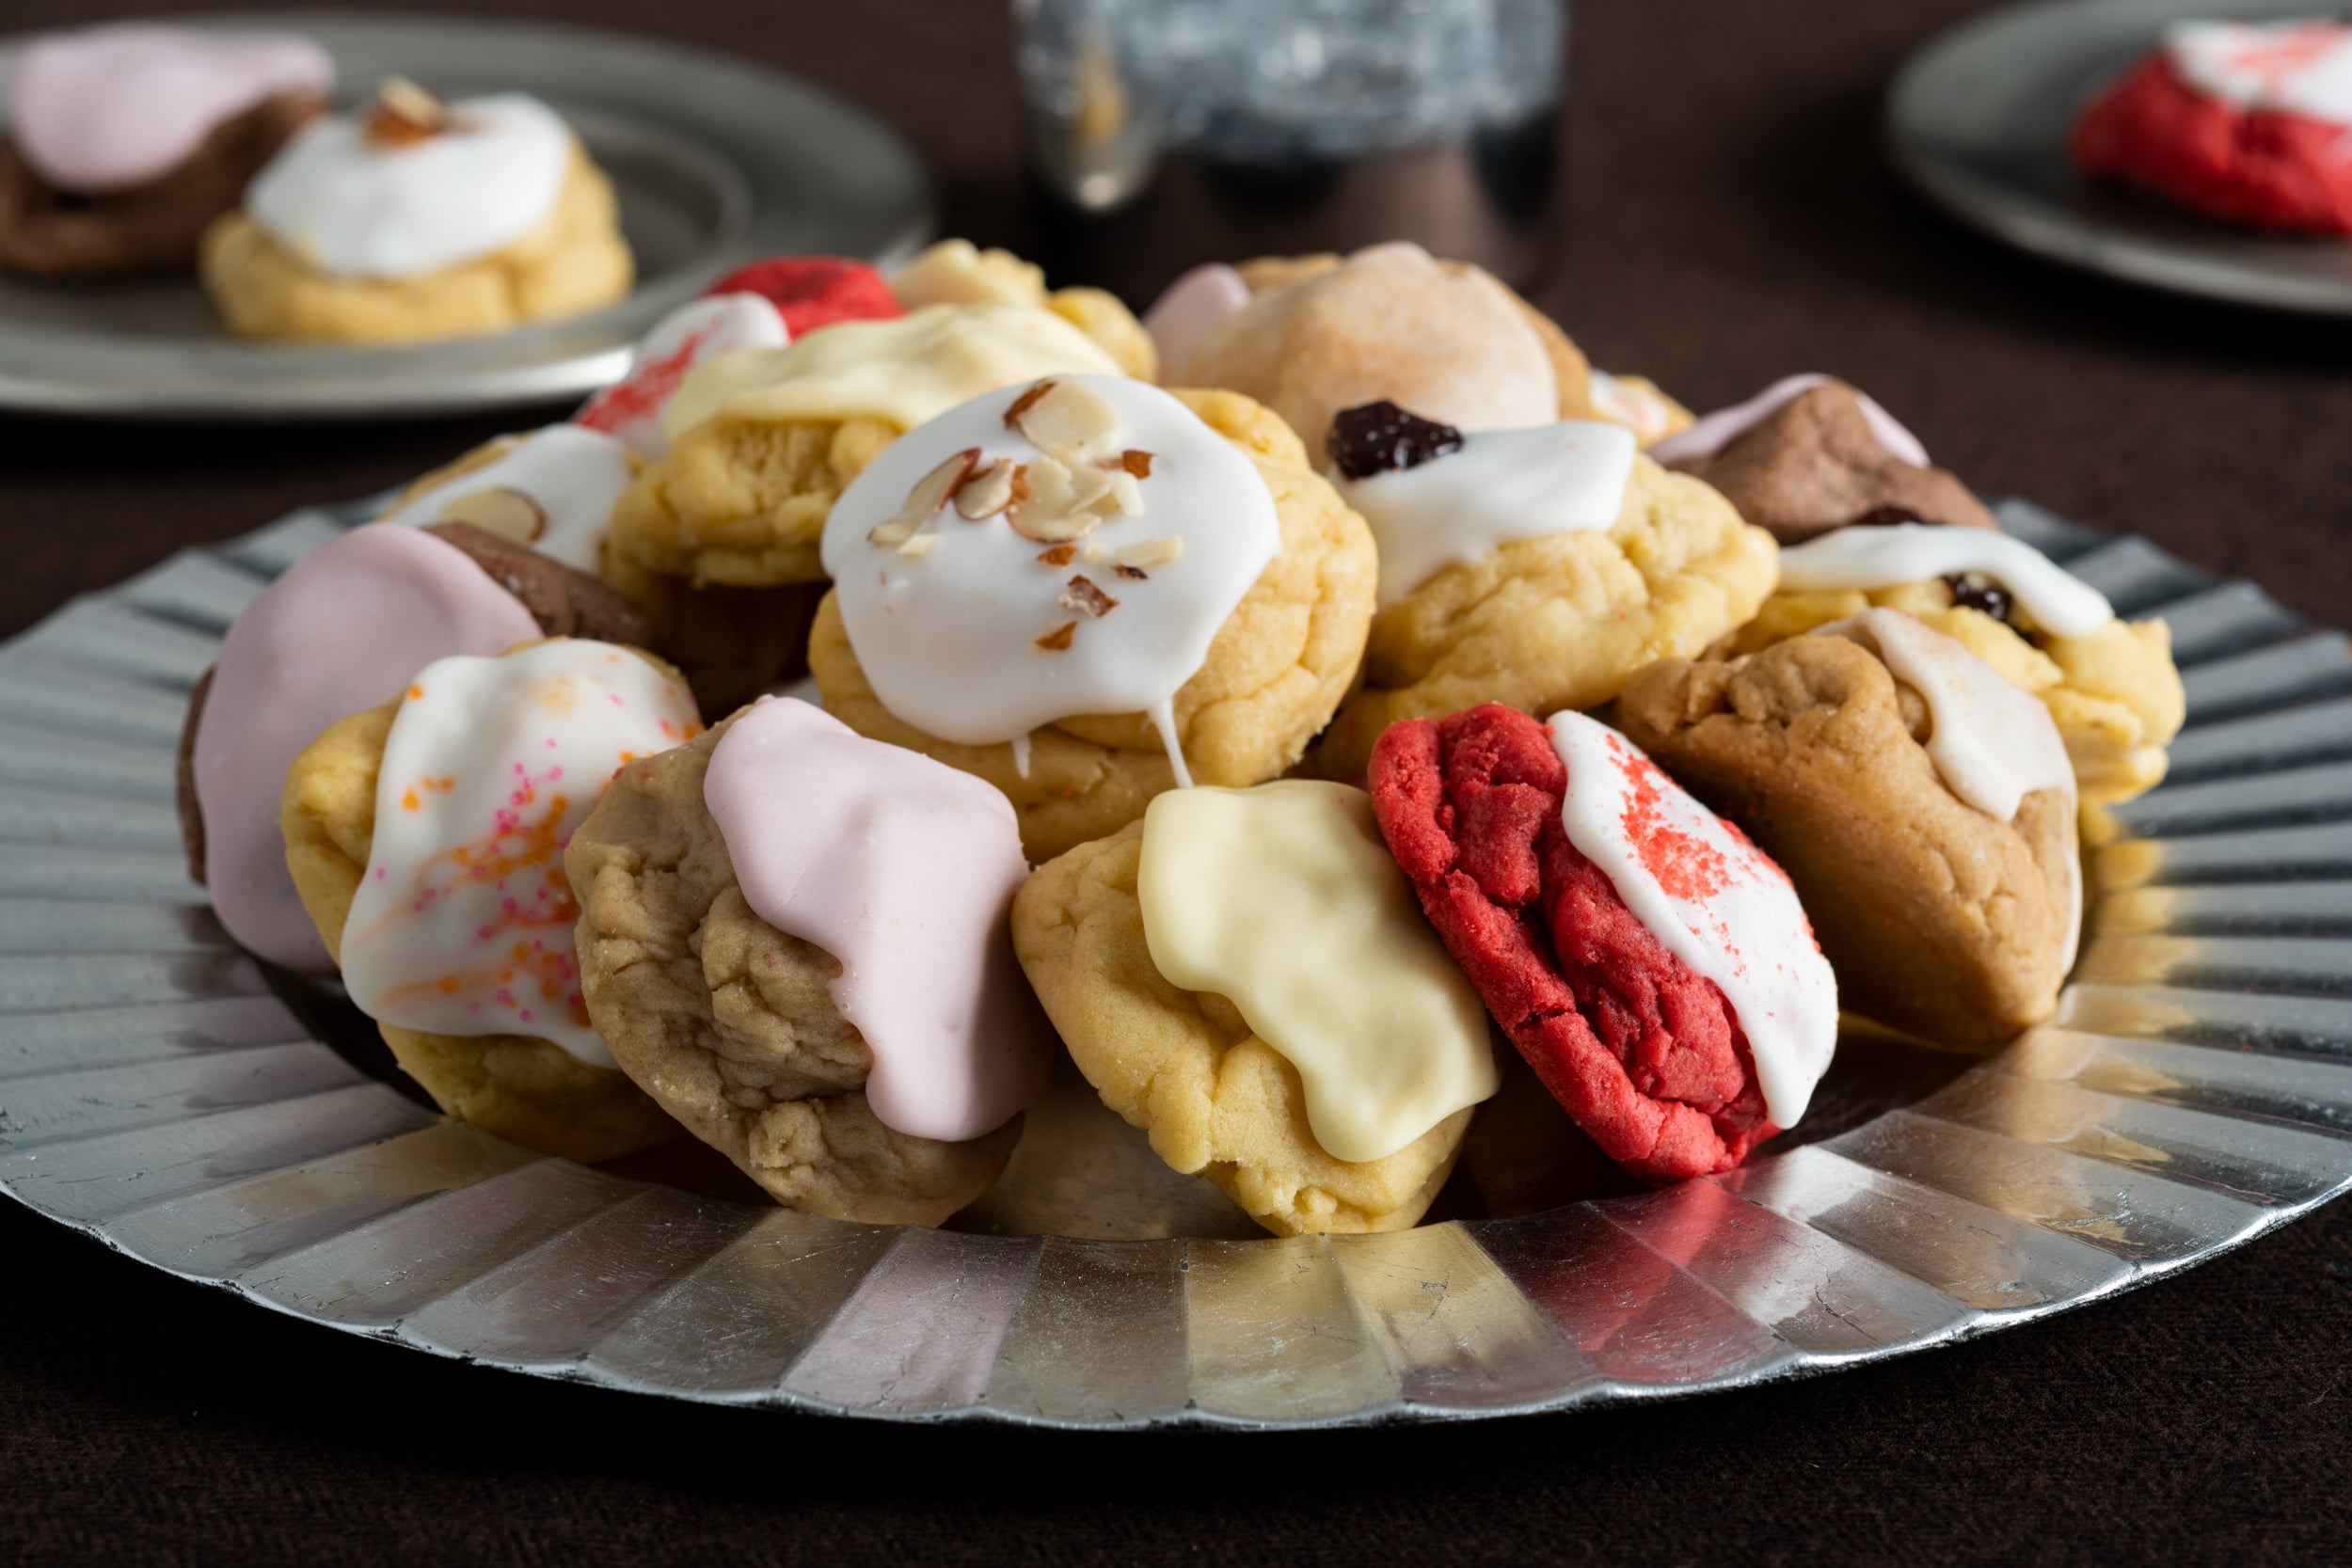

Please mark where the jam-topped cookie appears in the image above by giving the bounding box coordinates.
[1012,781,1500,1236]
[1313,402,1775,780]
[280,640,701,1162]
[201,79,633,343]
[0,23,330,278]
[1370,705,1836,1181]
[565,697,1049,1224]
[808,376,1375,862]
[1620,612,2080,1046]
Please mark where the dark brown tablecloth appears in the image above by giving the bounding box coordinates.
[1,1,2348,1562]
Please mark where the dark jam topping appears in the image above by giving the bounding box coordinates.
[1327,401,1465,482]
[1848,503,1933,529]
[1942,572,2016,626]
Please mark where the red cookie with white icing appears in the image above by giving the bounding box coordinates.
[1369,703,1837,1181]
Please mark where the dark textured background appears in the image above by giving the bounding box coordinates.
[1,1,2348,1562]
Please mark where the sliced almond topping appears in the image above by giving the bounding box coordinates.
[1003,381,1056,427]
[867,517,918,546]
[367,76,450,146]
[1010,377,1124,463]
[1036,621,1077,652]
[436,485,546,545]
[1100,468,1143,518]
[1081,540,1109,565]
[896,532,941,558]
[1118,450,1153,479]
[1059,576,1120,619]
[1112,535,1184,569]
[897,447,981,522]
[1035,544,1077,567]
[1008,454,1103,543]
[953,458,1019,519]
[1113,563,1148,580]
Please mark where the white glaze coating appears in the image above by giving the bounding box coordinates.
[819,375,1280,774]
[1337,420,1638,607]
[1547,710,1839,1129]
[2166,20,2352,123]
[1774,523,2114,638]
[1820,609,2081,970]
[339,641,702,1068]
[375,424,635,576]
[247,93,573,278]
[1647,373,1929,469]
[575,293,790,458]
[1138,781,1499,1163]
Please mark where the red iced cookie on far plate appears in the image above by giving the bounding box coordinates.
[704,255,904,336]
[1370,705,1812,1182]
[2072,21,2352,235]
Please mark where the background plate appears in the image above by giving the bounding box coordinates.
[1886,0,2352,315]
[0,10,933,419]
[1,499,2350,1428]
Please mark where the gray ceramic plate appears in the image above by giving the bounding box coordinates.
[3,497,2351,1429]
[0,10,932,419]
[1887,0,2352,314]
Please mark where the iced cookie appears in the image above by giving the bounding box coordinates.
[374,423,640,582]
[1313,401,1776,780]
[280,640,701,1162]
[1713,521,2185,802]
[1370,705,1836,1181]
[576,293,793,460]
[1650,376,1998,542]
[1587,371,1695,449]
[890,238,1157,380]
[0,23,329,278]
[1619,613,2080,1046]
[200,79,632,343]
[1011,781,1500,1235]
[565,697,1047,1223]
[607,296,1145,587]
[808,377,1376,862]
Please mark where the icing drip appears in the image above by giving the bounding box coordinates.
[1820,609,2081,969]
[375,424,635,576]
[2166,21,2352,123]
[1336,420,1639,607]
[1648,373,1928,469]
[193,525,541,973]
[819,375,1279,768]
[1140,262,1250,381]
[1775,523,2114,638]
[8,24,332,195]
[1547,711,1839,1128]
[1147,700,1191,789]
[247,93,573,278]
[662,303,1124,445]
[575,293,790,458]
[702,697,1051,1142]
[1009,731,1032,781]
[339,641,702,1066]
[1137,782,1499,1163]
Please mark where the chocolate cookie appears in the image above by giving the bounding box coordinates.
[422,521,653,646]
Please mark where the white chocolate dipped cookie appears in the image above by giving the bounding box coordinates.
[808,375,1377,862]
[281,639,702,1162]
[200,80,632,343]
[1012,781,1499,1235]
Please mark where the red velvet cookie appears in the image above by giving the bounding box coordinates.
[1369,704,1776,1182]
[704,254,904,335]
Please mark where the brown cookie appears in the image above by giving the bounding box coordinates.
[423,522,655,648]
[1615,634,2076,1046]
[0,90,321,278]
[1674,382,1999,542]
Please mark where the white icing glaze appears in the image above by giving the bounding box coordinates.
[663,303,1124,445]
[1547,710,1839,1129]
[2165,20,2352,124]
[1775,523,2114,638]
[339,641,702,1068]
[1820,609,2081,970]
[1647,373,1929,469]
[1137,781,1499,1163]
[575,294,790,458]
[819,375,1279,773]
[1587,371,1679,445]
[1337,420,1639,608]
[375,424,635,576]
[1141,262,1250,382]
[247,93,573,278]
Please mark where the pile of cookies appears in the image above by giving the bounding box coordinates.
[176,234,2186,1237]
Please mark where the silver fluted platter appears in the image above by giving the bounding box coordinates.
[2,498,2350,1429]
[1887,0,2352,316]
[0,11,933,419]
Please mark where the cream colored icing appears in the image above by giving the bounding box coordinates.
[661,302,1124,443]
[1136,781,1500,1164]
[2166,21,2352,122]
[1336,420,1638,607]
[1774,522,2114,638]
[1820,609,2081,969]
[338,641,702,1068]
[1547,711,1839,1129]
[375,424,635,576]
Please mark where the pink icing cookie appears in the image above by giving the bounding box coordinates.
[1141,262,1251,383]
[1648,373,1928,471]
[192,525,540,972]
[8,24,333,195]
[573,293,790,457]
[702,696,1051,1143]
